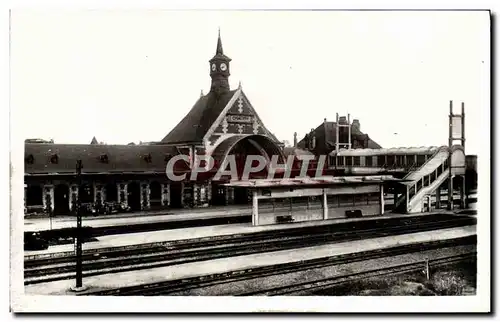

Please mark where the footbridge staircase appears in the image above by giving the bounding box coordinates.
[393,145,466,213]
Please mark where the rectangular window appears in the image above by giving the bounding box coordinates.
[365,156,373,167]
[337,156,344,166]
[353,156,361,166]
[346,156,353,166]
[327,195,338,208]
[339,194,353,206]
[395,155,403,166]
[386,155,395,165]
[307,196,322,210]
[354,194,365,205]
[417,155,426,166]
[408,155,416,167]
[377,155,386,166]
[368,192,380,205]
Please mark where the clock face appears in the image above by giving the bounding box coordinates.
[220,63,227,71]
[211,64,216,71]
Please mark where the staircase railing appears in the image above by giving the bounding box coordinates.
[402,145,448,180]
[408,159,450,206]
[394,147,451,212]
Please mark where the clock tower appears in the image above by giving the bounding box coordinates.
[209,29,232,94]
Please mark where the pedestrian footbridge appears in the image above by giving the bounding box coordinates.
[329,145,467,213]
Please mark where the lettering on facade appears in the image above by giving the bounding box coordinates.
[227,115,253,124]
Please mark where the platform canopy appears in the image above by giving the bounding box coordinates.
[223,175,409,189]
[331,146,441,157]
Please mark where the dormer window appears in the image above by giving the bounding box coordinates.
[99,154,109,163]
[143,154,152,163]
[50,154,58,164]
[164,154,172,163]
[25,154,34,164]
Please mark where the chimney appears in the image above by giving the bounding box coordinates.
[310,128,316,149]
[352,119,360,131]
[293,132,298,147]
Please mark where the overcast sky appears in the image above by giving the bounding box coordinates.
[10,10,489,155]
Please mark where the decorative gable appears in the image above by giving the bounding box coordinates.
[209,90,269,139]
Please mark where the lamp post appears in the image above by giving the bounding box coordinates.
[71,159,86,292]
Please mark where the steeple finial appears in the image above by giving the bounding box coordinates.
[238,81,242,89]
[216,28,223,55]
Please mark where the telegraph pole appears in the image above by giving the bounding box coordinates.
[448,101,453,210]
[72,159,85,291]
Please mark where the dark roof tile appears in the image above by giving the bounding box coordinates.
[161,90,238,144]
[25,143,180,175]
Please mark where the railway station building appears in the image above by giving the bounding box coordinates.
[23,32,472,219]
[25,33,293,215]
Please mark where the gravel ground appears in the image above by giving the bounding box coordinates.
[316,260,477,296]
[165,244,476,296]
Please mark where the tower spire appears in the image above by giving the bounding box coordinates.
[209,29,231,94]
[216,27,224,55]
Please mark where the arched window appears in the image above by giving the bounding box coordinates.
[80,184,94,204]
[105,183,117,202]
[150,181,162,200]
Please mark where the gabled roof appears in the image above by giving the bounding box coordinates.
[161,90,238,145]
[298,121,382,151]
[25,143,181,175]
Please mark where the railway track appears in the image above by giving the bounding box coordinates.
[25,215,475,285]
[82,237,477,296]
[237,252,477,296]
[26,213,474,263]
